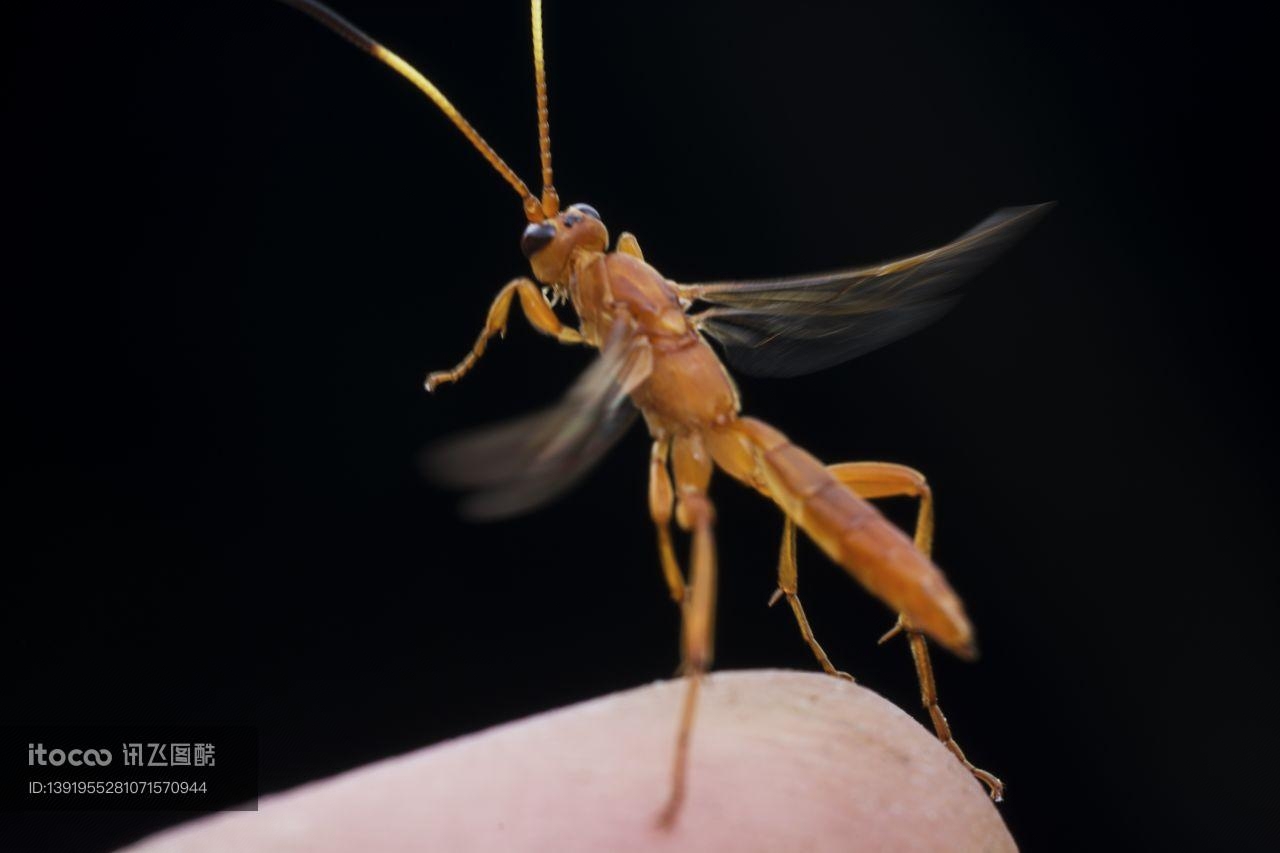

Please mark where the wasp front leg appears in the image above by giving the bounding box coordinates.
[425,276,583,391]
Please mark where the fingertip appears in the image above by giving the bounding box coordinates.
[124,671,1015,853]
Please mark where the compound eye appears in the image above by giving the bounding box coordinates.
[520,222,556,258]
[571,203,601,221]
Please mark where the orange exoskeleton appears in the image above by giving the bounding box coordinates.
[276,0,1049,826]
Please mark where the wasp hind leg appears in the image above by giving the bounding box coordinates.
[831,461,1004,802]
[771,517,854,680]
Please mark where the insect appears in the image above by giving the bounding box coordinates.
[276,0,1048,826]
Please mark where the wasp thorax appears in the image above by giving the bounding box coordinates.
[522,203,609,284]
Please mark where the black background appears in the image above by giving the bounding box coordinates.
[3,1,1274,850]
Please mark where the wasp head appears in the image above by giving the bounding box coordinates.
[520,203,608,284]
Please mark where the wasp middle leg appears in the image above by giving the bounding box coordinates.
[657,433,717,828]
[425,276,583,391]
[649,438,685,604]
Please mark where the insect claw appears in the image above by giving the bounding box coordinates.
[655,797,681,831]
[767,588,784,607]
[974,769,1006,801]
[425,369,457,392]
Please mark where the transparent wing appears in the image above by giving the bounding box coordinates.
[684,204,1051,378]
[422,320,651,520]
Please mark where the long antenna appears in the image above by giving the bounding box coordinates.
[276,0,544,222]
[530,0,558,218]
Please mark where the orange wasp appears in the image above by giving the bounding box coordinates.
[277,0,1049,826]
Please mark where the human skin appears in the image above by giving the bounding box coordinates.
[123,670,1015,852]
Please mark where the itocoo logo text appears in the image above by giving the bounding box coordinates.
[28,743,113,766]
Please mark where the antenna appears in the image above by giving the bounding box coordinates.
[276,0,545,222]
[530,0,558,218]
